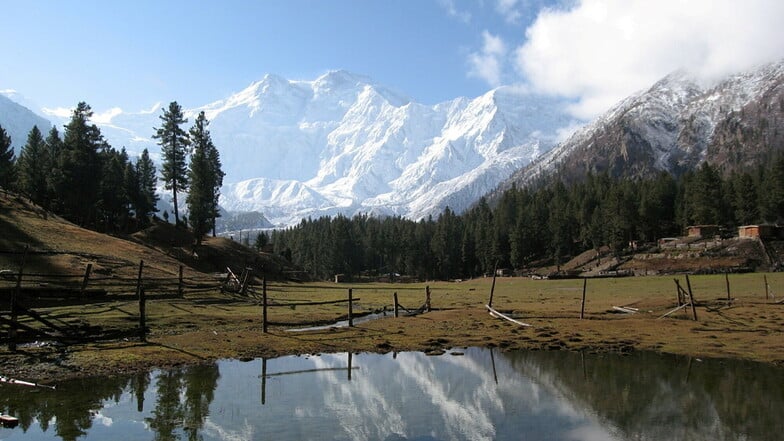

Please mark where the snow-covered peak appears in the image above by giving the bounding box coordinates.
[21,70,573,228]
[505,59,784,187]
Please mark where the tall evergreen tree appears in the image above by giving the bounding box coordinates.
[16,125,51,207]
[186,111,223,243]
[0,124,15,190]
[58,102,106,226]
[134,148,159,224]
[99,148,129,231]
[45,126,64,210]
[153,101,189,225]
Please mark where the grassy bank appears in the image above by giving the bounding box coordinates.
[2,272,783,382]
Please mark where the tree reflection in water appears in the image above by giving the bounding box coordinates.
[0,350,782,440]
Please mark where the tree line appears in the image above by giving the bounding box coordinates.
[270,156,784,281]
[0,101,224,243]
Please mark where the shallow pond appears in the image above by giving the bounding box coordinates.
[1,348,783,440]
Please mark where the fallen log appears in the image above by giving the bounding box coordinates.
[486,304,531,327]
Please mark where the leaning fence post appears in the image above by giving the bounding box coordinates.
[178,265,184,298]
[425,285,431,312]
[488,267,498,307]
[686,274,698,321]
[241,268,253,295]
[580,278,587,319]
[262,277,268,333]
[80,263,93,298]
[393,292,399,318]
[348,288,354,327]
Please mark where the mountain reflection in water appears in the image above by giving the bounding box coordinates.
[0,349,782,440]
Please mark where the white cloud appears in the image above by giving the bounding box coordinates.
[42,106,73,118]
[138,102,161,114]
[42,105,125,124]
[468,31,508,87]
[91,107,123,124]
[516,0,784,119]
[496,0,522,23]
[439,0,471,23]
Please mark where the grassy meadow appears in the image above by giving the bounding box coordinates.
[2,272,782,382]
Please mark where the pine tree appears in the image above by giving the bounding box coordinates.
[45,126,64,211]
[99,148,129,231]
[0,124,15,190]
[154,101,189,226]
[16,125,51,206]
[186,111,223,243]
[59,102,106,226]
[135,148,159,224]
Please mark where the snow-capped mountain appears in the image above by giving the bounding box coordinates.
[89,71,575,227]
[504,60,784,188]
[0,92,51,154]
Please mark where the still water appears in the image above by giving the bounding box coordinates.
[1,348,782,441]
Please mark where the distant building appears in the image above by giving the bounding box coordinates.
[738,224,783,239]
[686,225,720,238]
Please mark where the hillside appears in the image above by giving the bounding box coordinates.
[504,60,784,187]
[0,191,294,282]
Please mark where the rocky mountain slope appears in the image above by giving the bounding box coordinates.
[504,60,784,187]
[0,92,51,154]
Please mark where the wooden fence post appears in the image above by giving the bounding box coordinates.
[9,246,28,351]
[488,269,498,307]
[139,287,146,342]
[136,260,144,299]
[348,288,354,327]
[725,272,731,302]
[425,285,431,312]
[262,277,268,333]
[764,275,770,300]
[580,278,587,319]
[136,259,146,341]
[686,275,698,321]
[674,279,683,306]
[241,268,253,295]
[178,265,184,298]
[393,292,399,318]
[80,263,93,298]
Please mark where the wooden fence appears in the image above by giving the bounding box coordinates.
[0,247,436,348]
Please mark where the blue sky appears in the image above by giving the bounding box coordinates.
[2,0,784,121]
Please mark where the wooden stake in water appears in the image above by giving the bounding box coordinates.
[393,292,399,318]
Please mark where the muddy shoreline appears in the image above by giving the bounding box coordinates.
[2,300,783,384]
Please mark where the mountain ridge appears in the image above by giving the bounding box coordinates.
[501,60,784,191]
[73,71,574,227]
